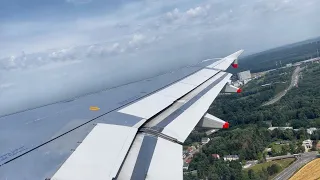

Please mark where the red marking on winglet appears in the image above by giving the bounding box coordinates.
[232,64,238,68]
[223,122,229,129]
[237,88,242,93]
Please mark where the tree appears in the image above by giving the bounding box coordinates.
[184,173,198,180]
[259,168,269,180]
[248,169,256,179]
[267,164,281,176]
[297,145,306,153]
[282,145,291,155]
[289,143,296,154]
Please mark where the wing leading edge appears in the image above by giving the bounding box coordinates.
[50,50,244,180]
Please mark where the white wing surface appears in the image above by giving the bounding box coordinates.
[0,50,244,180]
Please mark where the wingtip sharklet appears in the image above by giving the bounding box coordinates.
[231,49,244,68]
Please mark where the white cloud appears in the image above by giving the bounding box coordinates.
[166,8,181,21]
[128,33,146,46]
[1,0,320,115]
[186,6,207,17]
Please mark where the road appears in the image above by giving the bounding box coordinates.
[263,66,301,106]
[273,152,318,180]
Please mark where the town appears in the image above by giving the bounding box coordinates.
[183,45,320,180]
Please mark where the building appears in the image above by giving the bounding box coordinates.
[183,170,197,175]
[205,129,218,136]
[187,146,196,153]
[223,155,239,161]
[286,63,292,67]
[307,128,317,135]
[183,162,189,170]
[268,127,293,131]
[201,137,210,145]
[211,154,220,159]
[232,80,243,87]
[183,152,190,159]
[302,139,313,152]
[264,148,272,152]
[243,79,251,85]
[237,70,251,82]
[274,141,290,145]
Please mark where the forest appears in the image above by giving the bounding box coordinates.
[210,64,320,128]
[236,37,320,73]
[183,63,320,180]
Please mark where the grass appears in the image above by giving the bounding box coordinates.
[244,158,296,179]
[269,142,284,154]
[290,158,320,180]
[247,158,295,172]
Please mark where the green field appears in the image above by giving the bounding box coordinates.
[270,144,283,154]
[244,158,296,179]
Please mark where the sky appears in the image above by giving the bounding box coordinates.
[0,0,320,115]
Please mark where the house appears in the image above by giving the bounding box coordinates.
[183,170,198,175]
[307,128,317,135]
[302,139,313,152]
[211,154,220,159]
[183,152,189,159]
[185,158,192,164]
[274,140,290,145]
[183,162,189,170]
[264,148,272,152]
[187,146,196,153]
[268,127,293,131]
[201,137,210,145]
[205,129,218,136]
[223,155,239,161]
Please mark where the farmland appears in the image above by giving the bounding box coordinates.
[290,158,320,180]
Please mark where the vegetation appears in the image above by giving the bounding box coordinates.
[183,125,307,179]
[183,38,320,179]
[236,37,320,73]
[243,158,295,180]
[183,63,320,180]
[210,64,320,128]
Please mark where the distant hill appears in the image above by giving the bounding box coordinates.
[237,36,320,73]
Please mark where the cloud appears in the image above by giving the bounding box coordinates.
[186,6,208,18]
[0,0,320,115]
[128,33,146,46]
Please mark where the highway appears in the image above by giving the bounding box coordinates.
[273,152,318,180]
[263,66,301,106]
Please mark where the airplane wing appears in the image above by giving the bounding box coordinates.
[0,50,244,180]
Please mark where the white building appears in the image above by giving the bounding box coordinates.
[205,129,218,136]
[183,162,189,170]
[286,63,292,68]
[237,70,251,82]
[201,137,210,145]
[264,148,272,152]
[302,139,313,152]
[268,127,293,131]
[224,155,239,161]
[232,80,243,87]
[307,128,317,135]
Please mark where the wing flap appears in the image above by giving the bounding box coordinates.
[51,124,137,180]
[145,137,182,180]
[117,134,182,180]
[160,73,232,142]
